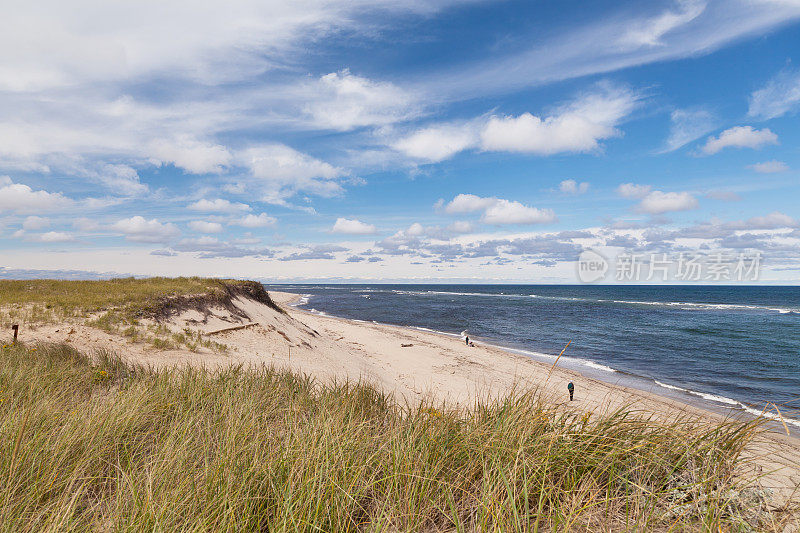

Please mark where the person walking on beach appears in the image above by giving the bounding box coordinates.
[567,382,574,401]
[465,335,469,346]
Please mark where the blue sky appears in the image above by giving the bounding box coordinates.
[1,0,800,283]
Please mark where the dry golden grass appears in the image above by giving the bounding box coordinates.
[0,341,793,531]
[0,277,275,353]
[0,277,266,322]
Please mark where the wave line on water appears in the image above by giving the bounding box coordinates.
[381,288,799,314]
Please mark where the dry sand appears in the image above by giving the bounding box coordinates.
[5,289,799,508]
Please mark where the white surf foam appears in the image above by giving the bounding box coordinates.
[412,326,462,338]
[654,380,742,406]
[654,380,689,393]
[581,360,617,373]
[375,288,800,315]
[653,381,800,429]
[741,405,800,429]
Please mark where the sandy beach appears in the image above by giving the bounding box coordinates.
[8,288,800,507]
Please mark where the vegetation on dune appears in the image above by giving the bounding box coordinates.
[0,277,281,353]
[0,277,282,323]
[0,342,792,531]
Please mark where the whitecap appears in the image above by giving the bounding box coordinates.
[581,360,617,373]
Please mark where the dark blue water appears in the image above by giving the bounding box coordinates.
[264,284,800,428]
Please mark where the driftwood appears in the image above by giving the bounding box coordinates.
[204,322,258,336]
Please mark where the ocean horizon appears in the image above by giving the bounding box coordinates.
[265,283,800,430]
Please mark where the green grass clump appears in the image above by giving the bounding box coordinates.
[0,342,791,531]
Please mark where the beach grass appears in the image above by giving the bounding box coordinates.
[0,278,276,353]
[0,277,226,318]
[0,277,282,324]
[0,341,791,531]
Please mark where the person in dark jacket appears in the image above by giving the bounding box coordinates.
[567,382,574,401]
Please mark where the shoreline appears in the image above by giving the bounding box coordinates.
[268,289,800,503]
[283,290,800,436]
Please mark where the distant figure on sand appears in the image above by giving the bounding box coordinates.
[567,382,574,401]
[465,335,469,346]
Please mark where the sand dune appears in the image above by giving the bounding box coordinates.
[7,288,799,508]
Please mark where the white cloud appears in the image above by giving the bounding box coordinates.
[151,137,232,174]
[394,85,637,162]
[559,179,589,194]
[305,69,418,131]
[331,218,377,235]
[240,144,348,200]
[188,220,223,233]
[636,190,698,214]
[480,85,637,154]
[481,200,557,225]
[441,194,498,214]
[447,220,475,233]
[617,0,706,49]
[748,160,789,173]
[0,95,237,185]
[663,108,716,152]
[741,211,798,229]
[447,220,474,233]
[23,216,51,230]
[234,213,277,228]
[616,183,652,199]
[111,216,180,243]
[188,198,251,213]
[749,68,800,119]
[13,229,75,243]
[30,231,75,243]
[0,0,464,92]
[0,176,72,213]
[94,164,148,195]
[393,122,480,162]
[406,222,425,236]
[441,194,556,225]
[701,126,778,155]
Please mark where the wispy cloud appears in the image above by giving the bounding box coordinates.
[748,160,789,173]
[559,179,590,195]
[662,108,716,152]
[419,0,800,100]
[749,67,800,119]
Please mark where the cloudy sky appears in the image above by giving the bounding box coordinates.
[2,0,800,283]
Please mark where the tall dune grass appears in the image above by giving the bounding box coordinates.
[0,342,791,531]
[0,277,276,325]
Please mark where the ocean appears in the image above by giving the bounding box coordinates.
[264,284,800,429]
